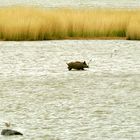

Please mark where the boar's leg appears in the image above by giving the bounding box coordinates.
[68,67,72,70]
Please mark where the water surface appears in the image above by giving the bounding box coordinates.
[0,40,140,140]
[0,0,140,8]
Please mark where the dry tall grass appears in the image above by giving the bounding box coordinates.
[0,6,140,40]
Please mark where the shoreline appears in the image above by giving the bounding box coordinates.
[0,37,127,41]
[63,37,127,40]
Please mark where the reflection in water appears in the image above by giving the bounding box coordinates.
[0,40,140,140]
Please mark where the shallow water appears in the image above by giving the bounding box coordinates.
[0,40,140,140]
[0,0,140,8]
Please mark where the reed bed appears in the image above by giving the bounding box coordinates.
[0,6,140,40]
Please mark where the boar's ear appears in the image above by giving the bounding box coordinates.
[83,61,86,64]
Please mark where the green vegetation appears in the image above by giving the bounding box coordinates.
[0,6,140,40]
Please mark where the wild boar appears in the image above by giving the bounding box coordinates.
[67,61,89,70]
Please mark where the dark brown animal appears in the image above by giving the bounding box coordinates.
[1,129,23,136]
[67,61,89,70]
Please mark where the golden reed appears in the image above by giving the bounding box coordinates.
[0,6,140,40]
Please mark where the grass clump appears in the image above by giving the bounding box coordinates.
[0,6,140,40]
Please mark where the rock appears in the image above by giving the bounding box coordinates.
[1,129,23,136]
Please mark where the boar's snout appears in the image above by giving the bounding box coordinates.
[83,61,89,68]
[85,65,89,68]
